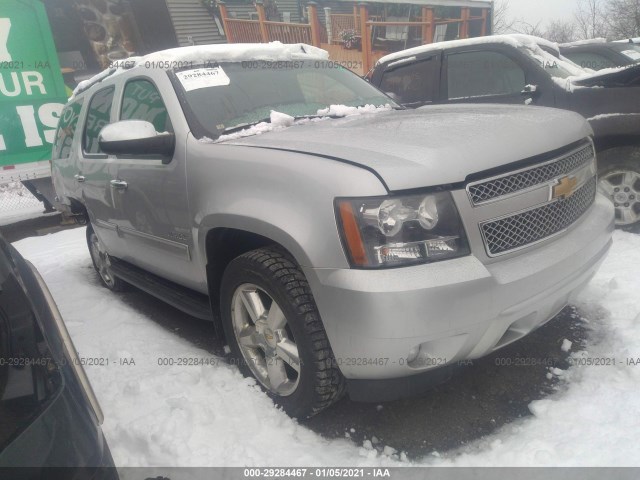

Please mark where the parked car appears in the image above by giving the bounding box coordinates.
[370,34,640,229]
[51,43,613,418]
[559,39,640,70]
[0,235,117,476]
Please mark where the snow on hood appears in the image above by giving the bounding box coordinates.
[210,104,392,143]
[221,104,592,191]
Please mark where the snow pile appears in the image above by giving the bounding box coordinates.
[317,104,392,117]
[424,231,640,466]
[14,229,640,466]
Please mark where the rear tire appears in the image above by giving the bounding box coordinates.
[86,225,127,292]
[220,246,345,418]
[597,147,640,231]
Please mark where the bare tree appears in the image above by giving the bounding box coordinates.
[575,0,609,39]
[606,0,640,38]
[513,20,546,37]
[545,19,578,43]
[492,0,517,34]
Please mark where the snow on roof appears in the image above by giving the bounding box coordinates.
[560,38,607,48]
[377,34,561,65]
[70,42,327,100]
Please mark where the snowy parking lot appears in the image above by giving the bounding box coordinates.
[13,228,640,467]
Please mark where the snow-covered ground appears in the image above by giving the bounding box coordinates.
[0,183,46,226]
[13,229,640,466]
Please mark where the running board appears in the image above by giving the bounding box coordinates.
[109,258,213,321]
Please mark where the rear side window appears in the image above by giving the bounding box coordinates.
[121,79,173,133]
[379,57,438,106]
[564,52,617,70]
[52,99,84,160]
[83,87,115,155]
[446,51,526,100]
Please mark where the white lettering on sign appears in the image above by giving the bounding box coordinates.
[0,135,5,151]
[0,71,48,97]
[0,19,10,62]
[16,105,43,147]
[176,67,230,92]
[39,103,63,143]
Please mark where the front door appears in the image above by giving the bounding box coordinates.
[108,76,195,287]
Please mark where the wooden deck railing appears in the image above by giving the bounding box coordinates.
[219,1,490,76]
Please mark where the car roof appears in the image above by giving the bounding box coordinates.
[71,42,327,100]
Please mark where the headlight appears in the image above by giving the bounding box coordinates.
[336,191,470,268]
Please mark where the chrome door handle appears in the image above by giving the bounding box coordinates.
[74,174,85,183]
[110,179,128,190]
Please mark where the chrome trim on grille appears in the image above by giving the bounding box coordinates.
[479,176,597,257]
[467,143,595,206]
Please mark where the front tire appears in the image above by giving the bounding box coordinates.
[597,147,640,230]
[86,225,126,291]
[220,247,345,418]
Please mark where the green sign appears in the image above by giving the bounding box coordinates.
[0,0,68,167]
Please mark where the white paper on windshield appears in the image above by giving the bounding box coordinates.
[621,50,640,61]
[176,67,230,91]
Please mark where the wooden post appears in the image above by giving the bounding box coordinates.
[353,5,359,33]
[421,6,434,44]
[218,2,233,43]
[324,7,332,44]
[307,2,321,47]
[255,1,269,43]
[460,7,470,38]
[359,3,371,75]
[480,8,488,36]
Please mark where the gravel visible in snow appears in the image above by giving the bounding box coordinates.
[13,229,640,466]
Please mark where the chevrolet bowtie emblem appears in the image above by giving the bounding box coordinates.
[552,176,578,200]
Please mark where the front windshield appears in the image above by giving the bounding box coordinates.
[613,44,640,62]
[173,61,397,139]
[519,45,585,79]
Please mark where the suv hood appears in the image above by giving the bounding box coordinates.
[223,104,592,191]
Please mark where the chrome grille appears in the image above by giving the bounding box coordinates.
[480,177,597,256]
[468,144,595,205]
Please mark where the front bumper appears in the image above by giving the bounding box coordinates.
[304,194,614,384]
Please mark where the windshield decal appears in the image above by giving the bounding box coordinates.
[176,67,230,91]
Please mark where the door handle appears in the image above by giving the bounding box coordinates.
[110,179,128,190]
[74,174,85,183]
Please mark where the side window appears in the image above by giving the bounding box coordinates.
[447,51,526,100]
[120,79,173,133]
[563,52,617,71]
[52,98,84,160]
[83,87,115,155]
[379,57,438,105]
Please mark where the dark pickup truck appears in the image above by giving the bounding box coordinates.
[369,34,640,229]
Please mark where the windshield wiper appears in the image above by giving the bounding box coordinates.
[221,117,271,134]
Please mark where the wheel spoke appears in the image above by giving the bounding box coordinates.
[266,355,288,390]
[276,338,301,372]
[238,324,261,347]
[266,301,286,330]
[598,179,615,197]
[619,207,638,225]
[240,289,266,322]
[622,172,637,189]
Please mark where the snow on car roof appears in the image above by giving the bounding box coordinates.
[71,42,327,99]
[559,38,607,48]
[377,34,561,65]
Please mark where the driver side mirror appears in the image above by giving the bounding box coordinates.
[98,120,175,162]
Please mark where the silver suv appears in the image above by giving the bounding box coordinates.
[51,43,614,417]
